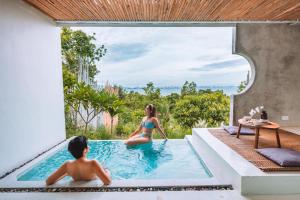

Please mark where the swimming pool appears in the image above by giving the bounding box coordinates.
[17,139,212,181]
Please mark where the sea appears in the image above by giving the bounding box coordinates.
[124,86,238,96]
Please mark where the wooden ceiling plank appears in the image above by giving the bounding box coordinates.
[141,0,147,20]
[189,0,204,21]
[211,0,236,21]
[182,0,195,20]
[130,0,138,20]
[165,0,174,21]
[112,0,125,21]
[24,0,300,21]
[243,0,287,20]
[102,0,118,20]
[119,0,129,20]
[94,0,108,20]
[195,0,215,21]
[164,0,171,20]
[270,0,300,19]
[101,0,119,21]
[239,0,292,20]
[230,0,259,20]
[272,2,300,20]
[24,0,59,20]
[80,0,100,20]
[42,0,77,20]
[144,0,150,21]
[167,0,177,21]
[160,0,167,21]
[53,0,87,20]
[129,0,138,20]
[189,0,208,21]
[121,0,131,20]
[83,0,105,20]
[27,0,72,20]
[174,0,188,21]
[179,0,192,21]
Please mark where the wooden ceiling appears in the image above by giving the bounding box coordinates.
[24,0,300,22]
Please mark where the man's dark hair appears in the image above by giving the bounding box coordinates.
[68,136,88,159]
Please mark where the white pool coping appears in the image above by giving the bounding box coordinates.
[191,128,300,195]
[0,137,222,188]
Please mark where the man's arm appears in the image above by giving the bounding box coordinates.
[92,160,112,185]
[46,162,68,185]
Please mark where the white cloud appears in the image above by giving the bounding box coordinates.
[72,27,250,87]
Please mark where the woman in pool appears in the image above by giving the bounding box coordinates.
[125,104,167,146]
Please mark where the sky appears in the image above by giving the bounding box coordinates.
[72,27,250,87]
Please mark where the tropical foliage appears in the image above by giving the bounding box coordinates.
[237,80,247,93]
[61,27,231,140]
[61,27,106,82]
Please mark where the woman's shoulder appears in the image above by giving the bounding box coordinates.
[150,117,159,122]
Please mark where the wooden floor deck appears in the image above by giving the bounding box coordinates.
[208,128,300,171]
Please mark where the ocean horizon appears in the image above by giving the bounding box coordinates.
[123,86,239,96]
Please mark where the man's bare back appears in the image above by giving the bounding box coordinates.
[46,136,111,185]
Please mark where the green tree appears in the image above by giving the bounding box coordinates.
[181,81,197,96]
[166,92,180,111]
[61,27,108,136]
[237,80,247,93]
[65,83,110,134]
[62,66,78,130]
[173,92,230,128]
[114,85,127,100]
[155,101,170,131]
[104,95,124,135]
[61,27,106,82]
[237,71,250,93]
[62,66,77,92]
[173,96,202,128]
[143,82,161,100]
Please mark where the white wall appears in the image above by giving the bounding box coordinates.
[0,0,65,175]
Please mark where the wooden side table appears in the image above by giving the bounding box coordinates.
[237,118,281,149]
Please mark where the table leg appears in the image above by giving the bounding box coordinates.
[276,129,281,148]
[237,124,242,138]
[254,128,260,148]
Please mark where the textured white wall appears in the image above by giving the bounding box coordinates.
[232,24,300,126]
[0,0,65,175]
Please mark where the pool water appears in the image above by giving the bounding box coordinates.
[18,140,212,181]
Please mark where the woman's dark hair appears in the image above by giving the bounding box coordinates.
[68,136,88,159]
[146,104,156,118]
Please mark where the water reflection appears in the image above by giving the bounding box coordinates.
[18,140,209,181]
[128,141,172,175]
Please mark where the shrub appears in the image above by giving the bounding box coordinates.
[173,92,230,128]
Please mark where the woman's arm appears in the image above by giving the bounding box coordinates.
[129,120,143,137]
[153,118,168,139]
[46,162,68,185]
[92,160,112,185]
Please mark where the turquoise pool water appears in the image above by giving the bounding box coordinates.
[18,140,212,181]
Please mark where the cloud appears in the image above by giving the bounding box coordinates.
[104,43,149,63]
[190,59,248,72]
[72,27,251,87]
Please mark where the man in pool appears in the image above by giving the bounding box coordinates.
[46,136,111,185]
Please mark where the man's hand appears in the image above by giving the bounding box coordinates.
[105,168,111,176]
